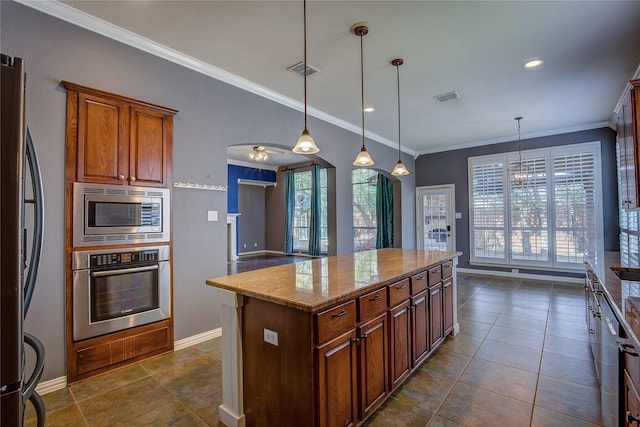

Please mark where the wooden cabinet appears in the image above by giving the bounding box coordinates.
[616,79,640,209]
[318,329,358,427]
[626,369,640,426]
[429,283,444,349]
[235,256,457,427]
[443,278,454,336]
[389,299,411,391]
[63,81,176,188]
[411,289,429,367]
[357,313,388,420]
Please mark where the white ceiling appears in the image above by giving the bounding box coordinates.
[28,0,640,156]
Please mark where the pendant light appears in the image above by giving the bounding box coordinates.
[352,23,374,167]
[508,116,529,185]
[390,58,409,176]
[292,0,320,154]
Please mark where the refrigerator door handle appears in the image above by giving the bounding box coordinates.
[23,333,45,427]
[23,127,44,314]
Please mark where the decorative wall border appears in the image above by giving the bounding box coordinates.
[173,182,227,191]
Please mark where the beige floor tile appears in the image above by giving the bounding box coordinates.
[437,382,532,427]
[458,357,538,403]
[69,363,149,401]
[362,396,433,427]
[78,376,174,425]
[25,403,87,427]
[112,399,208,427]
[392,368,457,413]
[535,375,602,425]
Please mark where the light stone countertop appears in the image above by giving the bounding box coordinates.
[206,248,462,313]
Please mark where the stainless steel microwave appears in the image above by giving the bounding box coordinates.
[73,182,170,247]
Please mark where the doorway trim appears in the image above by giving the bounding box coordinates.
[416,184,456,251]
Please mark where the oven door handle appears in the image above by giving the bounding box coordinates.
[91,265,159,277]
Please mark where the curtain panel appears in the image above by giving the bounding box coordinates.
[283,169,295,254]
[376,173,394,248]
[308,165,322,256]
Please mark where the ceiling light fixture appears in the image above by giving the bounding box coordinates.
[508,116,529,185]
[352,23,374,167]
[249,146,270,162]
[364,107,375,112]
[292,0,319,155]
[390,58,409,176]
[524,58,544,69]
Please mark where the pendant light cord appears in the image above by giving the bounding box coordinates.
[396,63,401,161]
[303,0,308,131]
[360,32,365,150]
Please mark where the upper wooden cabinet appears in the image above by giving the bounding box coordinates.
[616,79,640,209]
[63,82,177,187]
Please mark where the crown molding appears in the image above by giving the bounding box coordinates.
[15,0,416,158]
[415,121,610,156]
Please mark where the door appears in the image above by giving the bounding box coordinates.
[388,300,411,391]
[416,185,455,251]
[358,313,388,420]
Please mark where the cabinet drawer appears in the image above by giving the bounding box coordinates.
[316,300,356,345]
[358,287,388,322]
[442,261,453,279]
[389,278,410,307]
[410,272,428,295]
[428,265,442,285]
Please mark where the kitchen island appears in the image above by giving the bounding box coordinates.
[206,248,461,427]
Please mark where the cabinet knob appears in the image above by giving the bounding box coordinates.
[130,176,136,182]
[118,175,125,181]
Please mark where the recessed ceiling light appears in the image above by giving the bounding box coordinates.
[364,107,375,112]
[524,58,544,69]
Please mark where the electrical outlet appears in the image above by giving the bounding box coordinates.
[243,243,247,248]
[264,328,278,346]
[254,242,258,247]
[512,268,519,273]
[207,210,218,222]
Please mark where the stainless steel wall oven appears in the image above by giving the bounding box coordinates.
[72,245,171,341]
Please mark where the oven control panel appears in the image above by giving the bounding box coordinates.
[89,249,159,267]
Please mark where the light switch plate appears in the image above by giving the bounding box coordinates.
[455,212,462,219]
[207,210,218,222]
[264,328,278,346]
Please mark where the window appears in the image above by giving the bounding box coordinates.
[469,142,603,270]
[293,169,328,253]
[352,169,378,252]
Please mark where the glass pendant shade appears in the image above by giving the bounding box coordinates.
[391,159,409,176]
[508,161,529,185]
[353,146,375,166]
[292,128,319,154]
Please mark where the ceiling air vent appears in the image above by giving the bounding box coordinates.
[433,91,460,103]
[287,62,319,77]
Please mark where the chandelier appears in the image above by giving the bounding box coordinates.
[508,116,529,185]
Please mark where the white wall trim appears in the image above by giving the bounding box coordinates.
[14,0,415,158]
[35,375,67,395]
[174,327,222,351]
[457,267,583,284]
[35,328,223,395]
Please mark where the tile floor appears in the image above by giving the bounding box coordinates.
[25,273,603,426]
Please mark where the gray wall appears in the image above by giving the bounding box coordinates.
[1,1,416,381]
[238,185,266,253]
[415,127,619,274]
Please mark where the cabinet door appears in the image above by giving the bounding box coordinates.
[358,313,388,420]
[77,93,129,184]
[388,300,411,391]
[625,93,638,208]
[317,329,358,427]
[429,284,444,349]
[625,369,640,426]
[443,278,454,336]
[129,106,172,187]
[411,290,429,367]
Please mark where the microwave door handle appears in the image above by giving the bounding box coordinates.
[91,265,159,277]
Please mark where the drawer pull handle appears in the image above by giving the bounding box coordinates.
[332,310,348,318]
[415,277,424,281]
[398,284,407,289]
[369,295,381,302]
[628,412,640,424]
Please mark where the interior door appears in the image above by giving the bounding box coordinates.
[416,185,455,251]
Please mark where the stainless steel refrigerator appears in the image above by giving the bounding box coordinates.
[1,54,46,426]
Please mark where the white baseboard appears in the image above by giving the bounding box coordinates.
[457,267,583,284]
[35,328,223,396]
[174,327,222,351]
[35,375,67,396]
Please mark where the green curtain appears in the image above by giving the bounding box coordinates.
[283,169,295,254]
[308,165,322,256]
[376,173,394,249]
